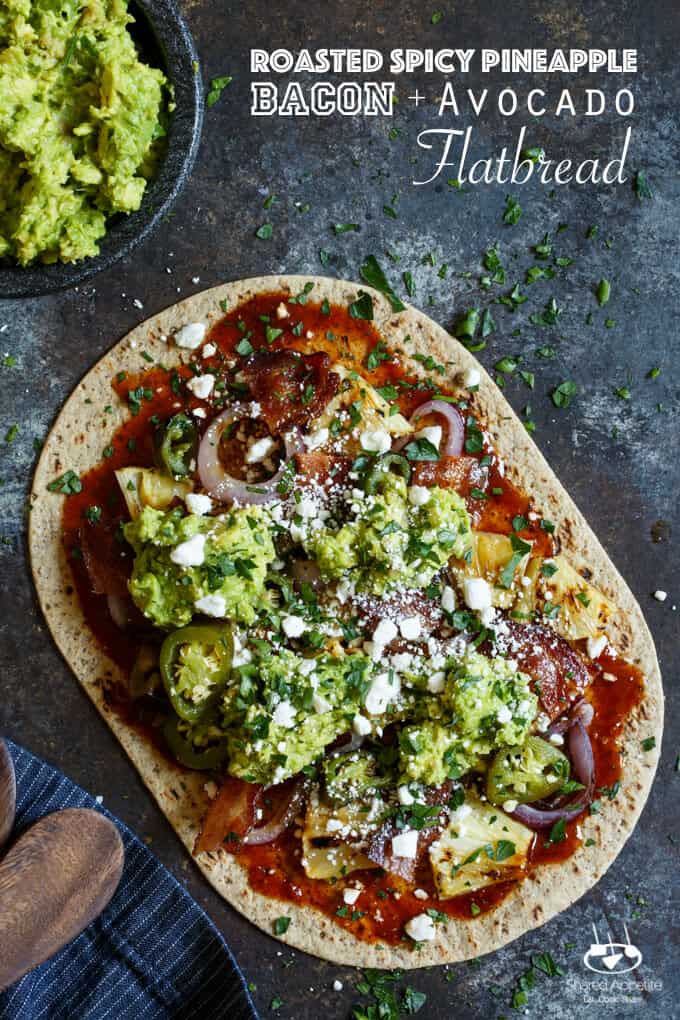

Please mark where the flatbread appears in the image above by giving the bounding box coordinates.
[29,276,663,967]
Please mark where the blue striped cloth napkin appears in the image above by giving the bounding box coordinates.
[0,741,259,1020]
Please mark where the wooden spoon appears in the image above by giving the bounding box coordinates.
[0,808,124,990]
[0,739,16,849]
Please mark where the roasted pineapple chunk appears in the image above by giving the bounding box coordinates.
[515,554,614,640]
[449,531,532,608]
[301,788,381,880]
[315,364,411,443]
[429,794,533,898]
[115,467,192,518]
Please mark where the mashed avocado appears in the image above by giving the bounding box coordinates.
[0,0,169,265]
[304,474,472,594]
[399,650,538,785]
[224,648,372,784]
[124,506,276,629]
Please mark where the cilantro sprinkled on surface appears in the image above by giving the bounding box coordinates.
[633,169,652,200]
[551,380,578,408]
[360,255,406,313]
[503,194,522,225]
[254,222,272,240]
[206,74,232,108]
[47,470,82,495]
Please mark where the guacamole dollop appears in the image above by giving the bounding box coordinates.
[225,648,372,784]
[124,506,276,629]
[399,650,538,786]
[303,474,472,594]
[0,0,169,265]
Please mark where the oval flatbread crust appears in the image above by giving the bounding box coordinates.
[29,276,663,967]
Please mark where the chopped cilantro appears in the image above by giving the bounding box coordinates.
[359,255,406,313]
[503,194,522,225]
[206,74,232,108]
[551,380,578,408]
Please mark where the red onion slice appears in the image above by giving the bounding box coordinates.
[547,698,594,736]
[197,408,302,504]
[394,400,465,457]
[511,720,595,830]
[244,778,305,845]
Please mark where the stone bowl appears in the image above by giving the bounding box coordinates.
[0,0,204,300]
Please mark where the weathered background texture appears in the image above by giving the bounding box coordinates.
[1,1,679,1016]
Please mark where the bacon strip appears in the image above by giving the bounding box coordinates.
[194,776,262,855]
[240,350,340,432]
[365,782,453,881]
[79,521,132,598]
[488,620,591,721]
[411,455,487,497]
[295,451,352,487]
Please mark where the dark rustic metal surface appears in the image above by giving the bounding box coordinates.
[1,1,678,1017]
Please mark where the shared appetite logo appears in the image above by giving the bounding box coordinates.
[249,46,639,187]
[564,922,662,1006]
[583,923,641,974]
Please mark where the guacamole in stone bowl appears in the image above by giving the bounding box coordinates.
[0,0,202,294]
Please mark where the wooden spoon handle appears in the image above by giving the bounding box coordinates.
[0,808,124,991]
[0,739,16,849]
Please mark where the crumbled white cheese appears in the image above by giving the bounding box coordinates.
[195,593,227,617]
[170,533,206,567]
[333,980,343,992]
[391,829,419,859]
[342,886,361,905]
[463,367,480,389]
[653,590,667,602]
[397,784,415,805]
[415,425,442,449]
[192,407,207,419]
[246,435,277,464]
[441,585,456,613]
[496,704,512,724]
[185,492,213,516]
[480,605,497,628]
[549,733,564,746]
[404,913,436,942]
[305,427,329,451]
[413,888,428,900]
[365,672,400,715]
[427,671,446,694]
[272,700,296,729]
[462,576,493,611]
[312,692,332,714]
[399,616,422,641]
[360,429,392,455]
[352,714,372,736]
[373,618,398,645]
[282,615,307,638]
[175,322,206,349]
[502,799,518,813]
[408,485,431,507]
[586,634,607,659]
[187,374,215,399]
[276,302,289,319]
